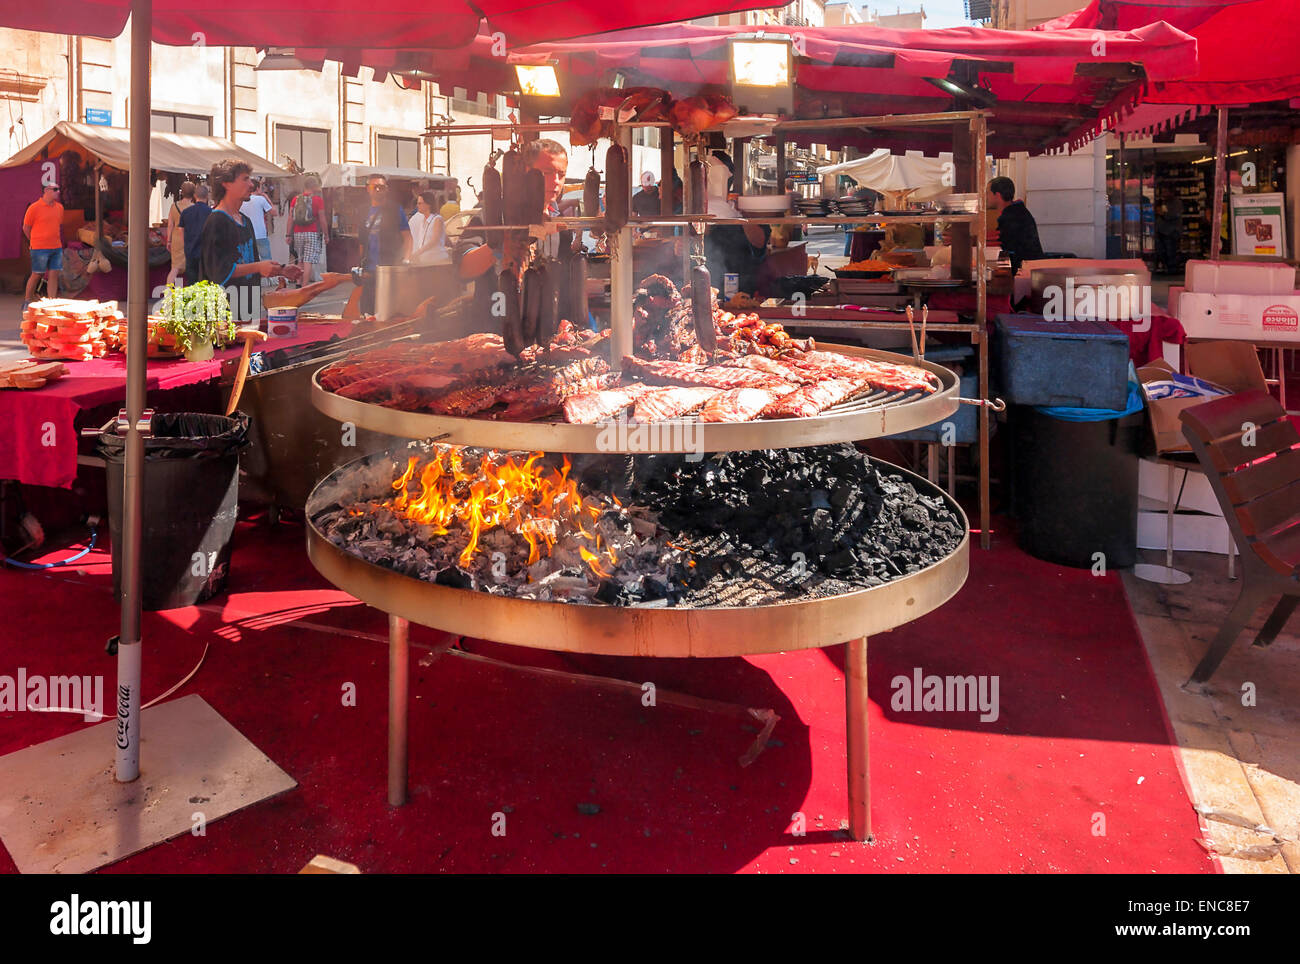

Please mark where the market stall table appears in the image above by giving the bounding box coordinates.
[0,322,354,489]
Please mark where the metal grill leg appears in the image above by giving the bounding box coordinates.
[845,637,871,842]
[388,614,410,806]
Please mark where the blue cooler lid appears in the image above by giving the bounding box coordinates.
[995,313,1128,342]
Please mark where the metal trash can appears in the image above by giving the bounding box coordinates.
[98,412,249,610]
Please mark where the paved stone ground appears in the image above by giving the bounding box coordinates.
[1123,549,1300,873]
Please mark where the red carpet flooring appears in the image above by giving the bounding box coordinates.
[0,514,1212,873]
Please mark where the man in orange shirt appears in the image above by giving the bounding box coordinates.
[23,184,65,308]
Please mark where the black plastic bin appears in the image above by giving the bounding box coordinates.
[1009,404,1142,570]
[99,413,249,611]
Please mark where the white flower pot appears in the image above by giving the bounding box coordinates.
[184,341,215,363]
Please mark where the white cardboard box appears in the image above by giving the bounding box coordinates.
[1184,259,1296,295]
[1137,504,1238,556]
[1177,291,1300,343]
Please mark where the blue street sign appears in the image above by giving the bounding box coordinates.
[85,108,112,126]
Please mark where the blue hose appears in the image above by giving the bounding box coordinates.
[2,526,98,570]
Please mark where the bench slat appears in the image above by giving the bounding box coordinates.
[1257,522,1300,575]
[1180,389,1284,443]
[1223,447,1300,505]
[1206,421,1300,473]
[1236,478,1300,537]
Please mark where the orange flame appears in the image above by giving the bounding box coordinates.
[386,449,623,575]
[579,546,612,579]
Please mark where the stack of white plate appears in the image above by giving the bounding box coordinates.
[735,195,791,216]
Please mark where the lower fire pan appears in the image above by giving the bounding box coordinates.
[305,454,969,841]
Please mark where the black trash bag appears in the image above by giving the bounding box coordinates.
[99,411,250,610]
[98,412,249,461]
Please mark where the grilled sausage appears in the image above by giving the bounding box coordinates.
[692,263,716,354]
[524,168,546,225]
[501,148,525,226]
[535,261,561,346]
[604,143,628,231]
[689,157,707,215]
[569,254,589,331]
[481,161,503,227]
[520,265,542,345]
[499,269,524,358]
[584,166,601,219]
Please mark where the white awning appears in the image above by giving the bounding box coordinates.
[318,163,455,188]
[1,121,286,177]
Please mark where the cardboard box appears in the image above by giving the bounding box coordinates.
[1178,291,1300,344]
[1136,359,1235,454]
[1166,285,1183,318]
[1184,259,1296,295]
[1137,504,1238,556]
[1184,339,1268,394]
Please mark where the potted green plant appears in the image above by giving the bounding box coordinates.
[157,281,235,362]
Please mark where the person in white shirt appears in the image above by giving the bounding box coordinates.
[240,179,275,261]
[406,191,450,265]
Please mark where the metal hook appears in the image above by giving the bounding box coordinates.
[957,396,1006,412]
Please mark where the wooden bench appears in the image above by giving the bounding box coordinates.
[1179,390,1300,683]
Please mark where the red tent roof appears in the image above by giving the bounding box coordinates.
[1039,0,1300,105]
[4,0,787,48]
[372,21,1197,155]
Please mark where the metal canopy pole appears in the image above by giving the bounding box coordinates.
[116,0,152,783]
[1210,107,1229,260]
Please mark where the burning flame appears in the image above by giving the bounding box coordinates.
[387,449,619,577]
[579,546,612,579]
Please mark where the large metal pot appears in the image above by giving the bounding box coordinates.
[374,263,463,321]
[1028,266,1147,320]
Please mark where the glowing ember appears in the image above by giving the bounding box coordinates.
[386,449,619,576]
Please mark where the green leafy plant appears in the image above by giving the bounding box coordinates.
[157,281,235,353]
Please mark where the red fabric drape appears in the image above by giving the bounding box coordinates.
[1039,0,1300,104]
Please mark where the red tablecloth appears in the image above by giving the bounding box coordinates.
[1,323,352,489]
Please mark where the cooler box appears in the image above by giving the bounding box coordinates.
[995,313,1129,410]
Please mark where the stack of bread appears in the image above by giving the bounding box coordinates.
[20,299,125,361]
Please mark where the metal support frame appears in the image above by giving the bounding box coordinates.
[116,0,151,784]
[388,614,410,806]
[1210,108,1229,260]
[845,637,871,841]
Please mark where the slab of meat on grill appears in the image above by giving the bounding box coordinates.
[760,377,868,419]
[489,372,622,421]
[416,356,609,417]
[787,350,939,393]
[621,355,797,391]
[632,386,720,422]
[698,387,794,423]
[721,354,819,384]
[562,382,654,423]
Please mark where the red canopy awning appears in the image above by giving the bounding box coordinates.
[1039,0,1300,105]
[5,0,788,48]
[359,21,1198,155]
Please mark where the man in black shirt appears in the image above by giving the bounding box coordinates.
[179,183,212,287]
[987,176,1043,274]
[199,158,277,322]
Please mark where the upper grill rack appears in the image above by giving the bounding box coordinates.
[310,346,961,455]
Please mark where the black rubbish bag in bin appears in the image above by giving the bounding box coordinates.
[1009,390,1144,570]
[98,413,249,611]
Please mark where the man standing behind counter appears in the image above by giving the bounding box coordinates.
[358,174,412,315]
[200,159,278,322]
[987,176,1043,274]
